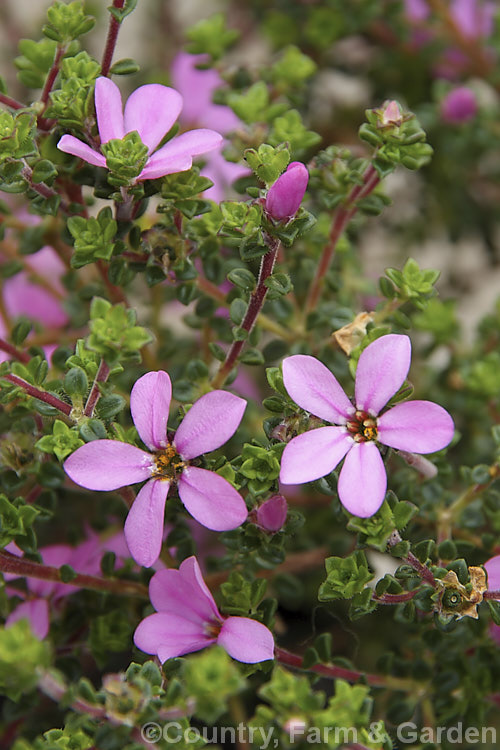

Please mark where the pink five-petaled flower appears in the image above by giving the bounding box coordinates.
[64,371,248,568]
[265,162,309,222]
[279,334,455,517]
[134,556,274,664]
[57,77,223,182]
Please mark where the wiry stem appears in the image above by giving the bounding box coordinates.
[305,164,379,314]
[84,359,110,417]
[0,548,148,599]
[0,92,24,110]
[274,646,417,691]
[20,163,69,214]
[0,338,30,363]
[1,373,72,415]
[101,0,126,77]
[388,530,437,586]
[211,235,282,389]
[40,44,66,108]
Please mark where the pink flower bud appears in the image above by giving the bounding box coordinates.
[380,100,403,127]
[440,87,477,123]
[265,162,309,221]
[256,495,288,533]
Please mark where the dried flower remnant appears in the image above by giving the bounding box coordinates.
[279,335,454,517]
[57,76,223,182]
[134,556,274,663]
[64,371,248,567]
[433,567,487,621]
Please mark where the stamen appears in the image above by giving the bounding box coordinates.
[152,444,186,482]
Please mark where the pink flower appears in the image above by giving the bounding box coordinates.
[485,556,500,591]
[279,334,454,517]
[57,77,223,182]
[134,556,274,663]
[450,0,495,38]
[5,539,102,639]
[255,495,288,533]
[171,52,249,202]
[265,162,309,221]
[440,87,477,123]
[64,371,248,567]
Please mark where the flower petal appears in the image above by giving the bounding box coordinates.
[124,84,183,152]
[282,355,354,424]
[337,441,387,517]
[355,334,412,416]
[218,617,274,663]
[6,599,50,640]
[485,556,500,591]
[280,427,353,485]
[377,400,454,453]
[149,559,220,622]
[130,371,171,451]
[124,479,170,567]
[64,440,153,491]
[57,135,107,168]
[94,76,124,143]
[139,129,223,180]
[174,390,246,459]
[134,612,214,661]
[178,467,247,531]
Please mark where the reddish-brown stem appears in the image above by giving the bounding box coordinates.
[484,590,500,600]
[0,548,148,598]
[305,165,380,314]
[84,359,110,417]
[373,590,418,604]
[95,259,127,303]
[0,338,30,363]
[101,0,126,77]
[388,530,437,587]
[40,44,66,107]
[274,647,412,690]
[1,373,72,415]
[21,164,70,214]
[0,92,24,110]
[211,235,281,389]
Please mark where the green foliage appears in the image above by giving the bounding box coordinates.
[360,103,433,174]
[186,13,239,59]
[238,443,282,496]
[318,550,373,601]
[220,570,267,616]
[183,647,245,722]
[228,82,287,125]
[47,51,100,128]
[0,620,51,700]
[244,143,290,185]
[101,132,149,188]
[0,111,37,163]
[36,420,84,461]
[384,258,440,306]
[86,297,153,366]
[89,610,133,667]
[266,46,317,91]
[269,110,321,157]
[16,39,61,89]
[43,1,95,43]
[67,207,117,268]
[0,494,39,547]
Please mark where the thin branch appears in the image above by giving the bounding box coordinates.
[0,548,148,599]
[1,373,72,415]
[211,235,281,388]
[84,359,110,417]
[40,44,66,108]
[0,338,30,363]
[101,0,126,77]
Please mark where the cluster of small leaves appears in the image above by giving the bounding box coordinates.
[86,297,153,366]
[67,207,117,268]
[47,51,101,129]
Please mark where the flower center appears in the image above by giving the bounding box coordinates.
[152,444,186,483]
[204,619,223,638]
[345,410,379,443]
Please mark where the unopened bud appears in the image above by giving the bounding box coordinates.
[256,494,288,533]
[380,100,403,127]
[440,87,477,124]
[265,162,309,221]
